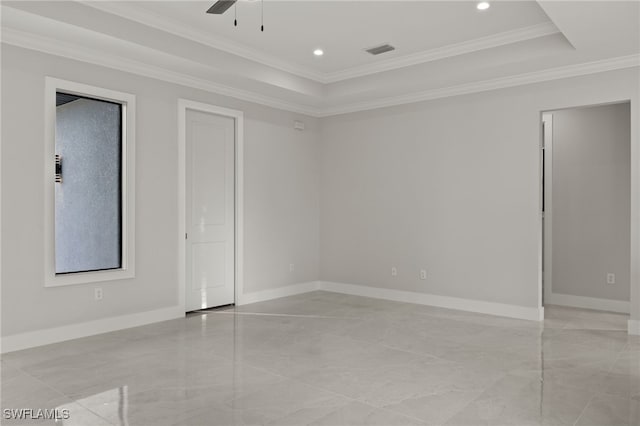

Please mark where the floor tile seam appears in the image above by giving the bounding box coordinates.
[66,380,156,426]
[216,311,543,357]
[590,346,637,400]
[1,362,118,426]
[366,368,510,424]
[598,388,639,400]
[213,355,430,425]
[573,352,622,426]
[417,372,511,426]
[540,343,627,359]
[207,311,364,321]
[198,350,364,404]
[538,353,623,367]
[265,373,427,425]
[542,339,629,349]
[5,345,148,376]
[0,358,24,373]
[546,324,629,333]
[117,345,233,365]
[327,308,510,330]
[538,379,605,399]
[572,393,597,426]
[1,359,74,402]
[60,367,232,416]
[372,382,497,426]
[606,345,628,374]
[68,400,120,426]
[317,330,462,366]
[346,331,531,369]
[262,398,429,426]
[359,402,431,425]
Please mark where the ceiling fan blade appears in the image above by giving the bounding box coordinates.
[206,0,237,15]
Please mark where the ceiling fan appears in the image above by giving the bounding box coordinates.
[206,0,263,31]
[206,0,237,15]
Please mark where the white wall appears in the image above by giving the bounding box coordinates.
[551,103,630,303]
[1,45,320,338]
[320,68,639,313]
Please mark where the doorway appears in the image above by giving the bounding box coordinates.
[541,102,631,314]
[178,100,244,312]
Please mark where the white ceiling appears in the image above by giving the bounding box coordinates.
[123,0,553,74]
[1,1,639,116]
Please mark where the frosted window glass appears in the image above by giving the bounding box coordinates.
[55,93,122,274]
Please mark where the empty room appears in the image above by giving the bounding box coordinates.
[1,1,639,425]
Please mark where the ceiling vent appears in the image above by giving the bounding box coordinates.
[365,44,395,56]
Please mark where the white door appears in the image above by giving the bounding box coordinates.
[185,109,235,311]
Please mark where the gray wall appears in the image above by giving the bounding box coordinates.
[551,103,631,302]
[320,68,638,309]
[1,45,320,337]
[2,44,639,338]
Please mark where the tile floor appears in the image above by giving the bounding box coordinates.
[1,291,638,425]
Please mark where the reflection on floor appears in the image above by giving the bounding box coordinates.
[1,291,638,425]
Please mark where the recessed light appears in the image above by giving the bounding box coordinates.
[313,49,324,57]
[477,2,490,11]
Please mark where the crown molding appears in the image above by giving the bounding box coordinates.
[81,1,560,85]
[2,22,638,118]
[319,54,640,117]
[1,27,322,117]
[323,22,561,83]
[80,0,327,83]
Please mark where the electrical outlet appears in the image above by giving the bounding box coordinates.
[420,269,427,280]
[606,273,615,285]
[391,267,397,276]
[289,263,295,272]
[94,287,103,301]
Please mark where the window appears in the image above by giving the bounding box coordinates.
[55,93,122,274]
[45,78,135,286]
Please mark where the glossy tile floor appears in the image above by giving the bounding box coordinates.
[2,291,639,426]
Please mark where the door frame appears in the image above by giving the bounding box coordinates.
[539,99,638,331]
[541,113,553,306]
[178,99,244,312]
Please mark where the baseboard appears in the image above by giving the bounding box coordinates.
[15,283,628,352]
[1,281,322,353]
[238,281,321,305]
[548,292,630,314]
[319,281,543,321]
[629,320,640,335]
[1,305,184,354]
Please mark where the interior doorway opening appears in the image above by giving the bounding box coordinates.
[541,101,632,317]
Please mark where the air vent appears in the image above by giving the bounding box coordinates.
[365,44,395,56]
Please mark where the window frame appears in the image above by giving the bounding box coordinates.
[44,77,135,287]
